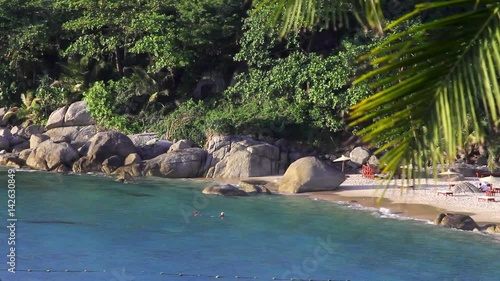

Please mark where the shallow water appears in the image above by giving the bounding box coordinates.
[1,169,500,281]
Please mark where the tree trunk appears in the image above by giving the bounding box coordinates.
[115,47,123,75]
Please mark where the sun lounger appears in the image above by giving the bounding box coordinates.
[437,190,453,196]
[478,196,496,202]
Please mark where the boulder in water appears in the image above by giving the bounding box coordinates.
[202,184,248,196]
[434,213,479,231]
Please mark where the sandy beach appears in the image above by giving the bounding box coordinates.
[203,174,500,225]
[308,174,500,225]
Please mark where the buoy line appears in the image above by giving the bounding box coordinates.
[0,268,348,281]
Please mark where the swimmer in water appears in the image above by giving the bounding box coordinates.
[219,211,224,218]
[194,211,198,217]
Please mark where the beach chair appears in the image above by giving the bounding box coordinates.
[361,164,375,179]
[478,196,496,202]
[437,190,453,196]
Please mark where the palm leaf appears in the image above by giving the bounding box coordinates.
[350,0,500,180]
[2,107,19,121]
[255,0,385,37]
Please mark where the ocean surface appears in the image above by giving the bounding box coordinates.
[1,169,500,281]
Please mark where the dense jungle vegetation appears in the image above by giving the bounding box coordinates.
[0,0,449,151]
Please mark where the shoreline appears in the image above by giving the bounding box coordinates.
[8,167,500,226]
[200,174,500,226]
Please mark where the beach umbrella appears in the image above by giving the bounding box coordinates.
[438,169,461,186]
[333,155,350,172]
[438,169,461,176]
[479,176,500,185]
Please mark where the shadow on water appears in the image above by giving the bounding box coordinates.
[22,220,98,227]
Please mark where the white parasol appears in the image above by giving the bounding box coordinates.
[333,155,351,172]
[479,176,500,185]
[438,169,461,187]
[438,169,461,176]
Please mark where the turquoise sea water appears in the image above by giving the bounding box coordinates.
[1,169,500,281]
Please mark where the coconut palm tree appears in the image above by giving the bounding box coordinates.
[256,0,500,179]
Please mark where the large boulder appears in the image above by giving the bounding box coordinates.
[26,140,79,171]
[449,163,478,178]
[144,148,206,178]
[204,135,281,178]
[0,136,10,150]
[64,101,95,126]
[45,101,95,129]
[18,149,32,162]
[72,156,99,173]
[202,184,247,196]
[86,131,139,164]
[349,146,370,167]
[9,136,26,147]
[44,125,97,147]
[29,134,49,149]
[11,141,29,153]
[434,213,479,231]
[278,157,346,193]
[124,153,142,166]
[0,128,12,140]
[482,224,500,234]
[102,155,124,174]
[168,139,193,152]
[238,180,272,195]
[17,124,44,139]
[128,133,159,147]
[141,140,172,159]
[45,105,68,130]
[112,163,144,178]
[0,153,24,168]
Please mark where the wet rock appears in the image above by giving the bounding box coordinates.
[434,213,479,231]
[202,184,247,196]
[102,155,124,174]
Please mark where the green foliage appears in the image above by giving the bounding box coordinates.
[83,79,141,134]
[2,76,69,125]
[225,7,379,145]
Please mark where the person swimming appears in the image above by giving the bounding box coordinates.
[219,211,225,218]
[194,211,198,217]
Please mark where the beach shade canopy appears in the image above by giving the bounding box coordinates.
[479,176,500,184]
[333,155,350,172]
[333,155,351,162]
[438,169,461,176]
[438,169,462,185]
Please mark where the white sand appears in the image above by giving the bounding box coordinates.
[203,174,500,224]
[317,174,500,224]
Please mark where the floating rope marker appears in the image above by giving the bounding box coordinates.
[0,268,347,281]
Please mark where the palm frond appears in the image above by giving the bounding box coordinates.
[2,107,19,121]
[350,1,500,179]
[255,0,385,36]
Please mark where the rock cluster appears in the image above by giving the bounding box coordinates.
[434,213,500,235]
[0,102,320,184]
